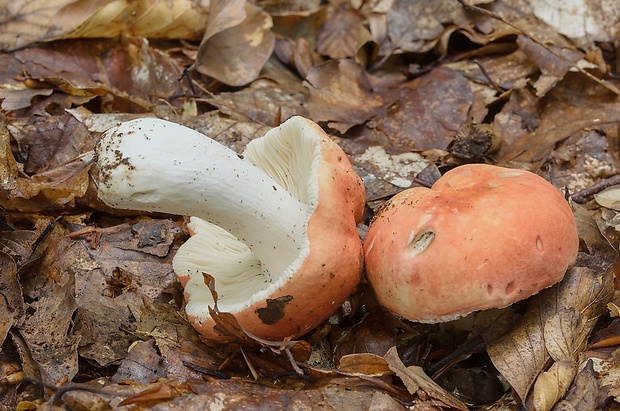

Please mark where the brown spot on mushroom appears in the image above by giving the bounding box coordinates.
[255,295,294,325]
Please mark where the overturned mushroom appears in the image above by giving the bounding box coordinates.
[364,164,579,323]
[96,116,365,341]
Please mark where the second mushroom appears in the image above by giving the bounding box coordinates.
[364,164,579,323]
[96,116,366,341]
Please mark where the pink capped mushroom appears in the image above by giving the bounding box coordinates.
[96,116,365,341]
[364,163,579,323]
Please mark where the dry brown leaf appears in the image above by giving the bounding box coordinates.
[303,59,385,133]
[553,360,599,411]
[206,79,308,126]
[18,224,80,385]
[356,67,472,153]
[532,360,578,411]
[316,3,365,59]
[0,251,23,347]
[516,35,586,97]
[12,37,185,110]
[381,0,469,56]
[384,346,468,410]
[0,0,208,52]
[0,123,92,213]
[544,308,589,363]
[118,381,191,406]
[337,353,392,377]
[195,1,275,86]
[499,80,620,166]
[530,0,620,42]
[487,261,614,402]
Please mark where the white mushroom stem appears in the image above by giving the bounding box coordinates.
[96,118,308,279]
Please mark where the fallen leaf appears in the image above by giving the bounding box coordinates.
[487,260,615,402]
[544,308,589,363]
[118,381,190,406]
[0,251,23,347]
[303,59,385,133]
[18,224,80,385]
[0,0,208,52]
[317,3,365,59]
[553,360,599,411]
[384,346,468,410]
[356,67,472,153]
[532,360,577,411]
[195,1,275,86]
[530,0,620,42]
[337,353,392,377]
[382,0,465,55]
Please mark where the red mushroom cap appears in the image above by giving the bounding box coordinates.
[364,164,579,323]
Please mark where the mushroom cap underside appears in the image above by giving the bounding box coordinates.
[176,117,366,341]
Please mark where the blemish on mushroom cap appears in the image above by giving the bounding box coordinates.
[364,163,579,323]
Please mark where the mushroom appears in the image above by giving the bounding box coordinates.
[364,163,579,323]
[96,116,365,341]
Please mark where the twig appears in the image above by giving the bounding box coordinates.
[570,174,620,203]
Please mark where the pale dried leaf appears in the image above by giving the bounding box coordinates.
[532,360,577,411]
[530,0,620,42]
[0,0,208,52]
[543,308,589,363]
[594,185,620,211]
[384,347,468,410]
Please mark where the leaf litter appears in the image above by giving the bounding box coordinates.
[1,0,620,410]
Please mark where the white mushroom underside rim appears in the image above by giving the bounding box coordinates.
[172,117,322,316]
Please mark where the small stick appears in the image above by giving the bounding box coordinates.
[570,174,620,203]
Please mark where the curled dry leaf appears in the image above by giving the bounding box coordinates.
[0,0,208,52]
[0,126,90,212]
[384,347,468,410]
[532,360,578,411]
